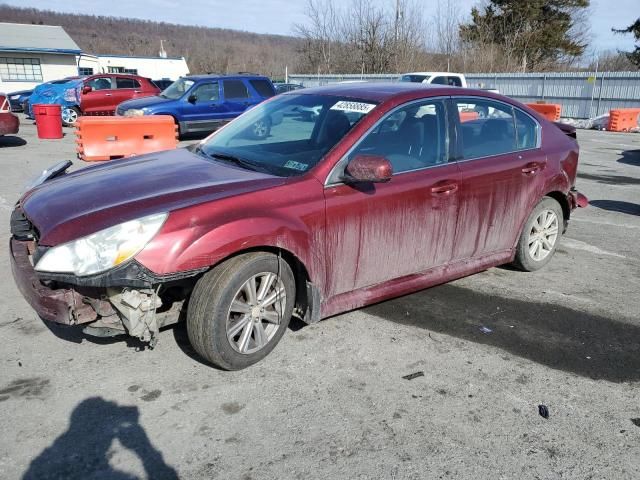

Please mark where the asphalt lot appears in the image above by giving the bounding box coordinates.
[1,117,639,479]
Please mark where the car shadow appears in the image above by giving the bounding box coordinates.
[0,136,27,147]
[22,397,179,480]
[617,149,640,167]
[364,283,640,383]
[589,199,640,216]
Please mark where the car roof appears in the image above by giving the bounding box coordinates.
[291,82,470,102]
[288,82,517,107]
[185,74,270,82]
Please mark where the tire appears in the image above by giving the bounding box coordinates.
[61,106,81,127]
[187,252,295,370]
[250,118,271,139]
[512,197,564,272]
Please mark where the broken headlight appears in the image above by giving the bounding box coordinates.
[35,213,167,276]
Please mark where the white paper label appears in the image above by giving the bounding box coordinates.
[330,101,376,114]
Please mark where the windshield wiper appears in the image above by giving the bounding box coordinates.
[206,151,264,172]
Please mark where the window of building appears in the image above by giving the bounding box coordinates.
[0,57,42,82]
[78,67,94,76]
[223,80,249,99]
[107,66,138,75]
[116,77,141,89]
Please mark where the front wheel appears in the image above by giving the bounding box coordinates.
[187,252,295,370]
[250,118,271,139]
[61,106,81,127]
[512,197,563,272]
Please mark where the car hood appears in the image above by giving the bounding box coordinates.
[21,148,285,246]
[119,95,175,111]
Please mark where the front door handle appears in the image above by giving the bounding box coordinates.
[104,93,112,97]
[431,181,459,196]
[522,162,542,175]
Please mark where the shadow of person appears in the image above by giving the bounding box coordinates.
[22,397,179,480]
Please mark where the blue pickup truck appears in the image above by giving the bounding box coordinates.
[116,73,276,137]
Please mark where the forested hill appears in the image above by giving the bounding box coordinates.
[0,4,303,78]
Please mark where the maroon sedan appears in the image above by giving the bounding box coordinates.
[10,83,587,370]
[0,94,19,136]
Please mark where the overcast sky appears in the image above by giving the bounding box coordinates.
[5,0,637,54]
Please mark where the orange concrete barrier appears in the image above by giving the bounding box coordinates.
[525,103,562,121]
[459,111,480,123]
[76,115,178,162]
[607,108,640,132]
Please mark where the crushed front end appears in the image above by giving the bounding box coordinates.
[10,206,198,348]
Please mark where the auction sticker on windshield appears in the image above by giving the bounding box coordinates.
[330,101,376,114]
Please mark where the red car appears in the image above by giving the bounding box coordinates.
[10,83,587,370]
[0,94,19,136]
[63,74,160,126]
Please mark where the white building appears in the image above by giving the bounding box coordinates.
[78,54,189,81]
[0,23,189,94]
[0,22,82,92]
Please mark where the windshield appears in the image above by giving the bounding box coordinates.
[161,77,195,99]
[199,94,377,177]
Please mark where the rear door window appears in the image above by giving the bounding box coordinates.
[249,79,275,98]
[429,76,448,85]
[446,76,462,87]
[116,78,140,89]
[223,80,249,99]
[454,98,517,159]
[514,109,539,150]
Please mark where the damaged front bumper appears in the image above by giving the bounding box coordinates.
[10,238,108,325]
[10,238,190,347]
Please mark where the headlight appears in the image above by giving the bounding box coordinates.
[124,109,146,117]
[35,213,167,276]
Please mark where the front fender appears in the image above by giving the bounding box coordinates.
[135,214,324,290]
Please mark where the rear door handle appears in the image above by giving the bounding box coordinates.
[104,93,112,97]
[431,181,459,196]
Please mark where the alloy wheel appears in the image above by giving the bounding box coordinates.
[226,272,286,354]
[61,107,78,125]
[527,209,559,261]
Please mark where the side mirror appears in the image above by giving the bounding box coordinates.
[188,94,197,104]
[82,85,92,94]
[344,154,393,183]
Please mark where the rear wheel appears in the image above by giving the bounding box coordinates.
[512,197,563,271]
[61,106,81,127]
[187,252,295,370]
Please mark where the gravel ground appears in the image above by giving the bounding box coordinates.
[0,118,639,480]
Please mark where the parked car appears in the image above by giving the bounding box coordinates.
[26,77,84,121]
[0,94,19,136]
[7,89,33,112]
[274,83,304,94]
[10,83,587,370]
[400,72,468,87]
[116,74,276,136]
[28,74,160,126]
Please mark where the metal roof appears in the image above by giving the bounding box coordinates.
[0,23,81,55]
